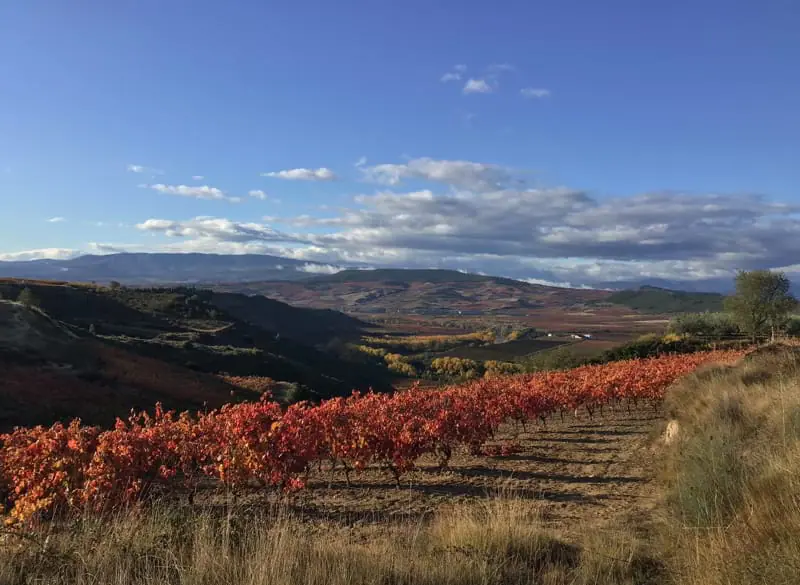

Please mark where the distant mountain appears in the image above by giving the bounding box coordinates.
[0,253,336,284]
[0,253,740,294]
[605,286,725,313]
[595,277,736,294]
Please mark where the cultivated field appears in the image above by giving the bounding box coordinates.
[443,338,570,360]
[6,346,800,584]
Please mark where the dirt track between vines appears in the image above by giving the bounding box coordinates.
[280,407,664,536]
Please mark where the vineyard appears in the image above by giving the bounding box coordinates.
[0,350,745,526]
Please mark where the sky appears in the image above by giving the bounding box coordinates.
[1,0,799,288]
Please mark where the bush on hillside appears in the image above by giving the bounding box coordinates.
[668,312,740,339]
[429,356,481,380]
[521,346,585,372]
[785,316,800,337]
[483,360,523,377]
[16,287,39,308]
[594,335,706,362]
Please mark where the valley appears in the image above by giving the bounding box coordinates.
[0,266,712,430]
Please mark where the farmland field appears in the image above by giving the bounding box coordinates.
[442,338,570,360]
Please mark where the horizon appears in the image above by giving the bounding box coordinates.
[2,1,799,289]
[0,250,738,293]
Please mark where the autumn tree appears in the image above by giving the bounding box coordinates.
[724,270,797,342]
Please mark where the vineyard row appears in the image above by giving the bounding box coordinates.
[0,350,745,524]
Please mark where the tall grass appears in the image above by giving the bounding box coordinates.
[661,344,800,584]
[0,497,658,585]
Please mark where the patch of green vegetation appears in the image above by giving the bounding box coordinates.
[607,285,725,313]
[445,338,568,361]
[520,345,588,372]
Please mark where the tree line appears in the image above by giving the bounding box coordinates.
[670,270,797,342]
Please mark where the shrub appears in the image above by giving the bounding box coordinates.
[16,287,39,307]
[484,360,522,377]
[429,357,481,379]
[668,312,740,339]
[521,346,584,372]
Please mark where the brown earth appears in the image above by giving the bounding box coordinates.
[212,278,611,315]
[230,407,663,538]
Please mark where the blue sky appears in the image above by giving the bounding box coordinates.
[1,0,799,286]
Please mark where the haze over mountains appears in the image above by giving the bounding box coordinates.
[0,253,330,284]
[0,252,739,293]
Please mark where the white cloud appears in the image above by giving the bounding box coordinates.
[192,175,205,180]
[360,157,514,191]
[265,173,800,287]
[521,88,551,99]
[147,183,239,202]
[297,263,344,274]
[354,156,368,168]
[24,154,798,290]
[261,168,337,181]
[248,189,268,200]
[46,217,66,223]
[0,248,81,261]
[136,216,304,245]
[87,242,132,254]
[441,64,467,82]
[127,164,163,175]
[463,78,493,94]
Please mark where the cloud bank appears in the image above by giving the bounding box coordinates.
[6,156,799,290]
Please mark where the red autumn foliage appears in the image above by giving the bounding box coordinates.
[0,350,745,524]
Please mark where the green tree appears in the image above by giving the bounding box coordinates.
[785,316,800,337]
[724,270,797,342]
[668,312,740,339]
[16,287,39,308]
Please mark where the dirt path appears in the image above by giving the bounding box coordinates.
[285,408,664,534]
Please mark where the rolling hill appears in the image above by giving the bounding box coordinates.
[605,285,725,313]
[0,280,391,429]
[0,299,246,429]
[212,270,612,315]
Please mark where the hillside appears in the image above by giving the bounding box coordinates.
[214,270,611,315]
[306,268,522,285]
[606,285,725,313]
[0,281,391,429]
[0,300,246,429]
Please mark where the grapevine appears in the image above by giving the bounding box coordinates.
[0,350,744,524]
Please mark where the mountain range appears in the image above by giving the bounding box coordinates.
[0,253,737,293]
[0,253,330,284]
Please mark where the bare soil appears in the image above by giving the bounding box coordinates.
[279,408,662,537]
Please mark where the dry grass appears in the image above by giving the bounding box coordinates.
[661,344,800,584]
[11,347,799,585]
[0,496,660,585]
